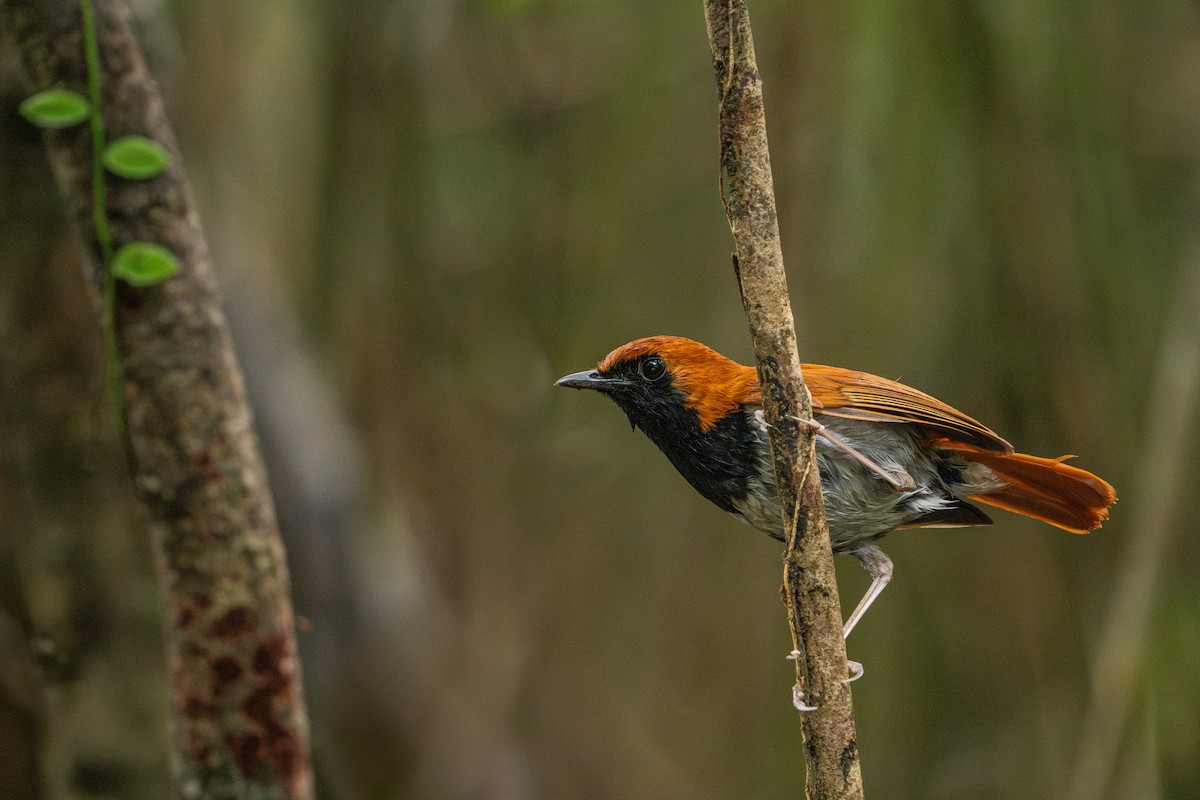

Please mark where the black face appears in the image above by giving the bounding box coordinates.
[554,354,678,430]
[596,354,676,431]
[556,353,762,516]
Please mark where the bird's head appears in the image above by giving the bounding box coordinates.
[555,336,761,434]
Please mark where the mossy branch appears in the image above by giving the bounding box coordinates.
[702,1,864,796]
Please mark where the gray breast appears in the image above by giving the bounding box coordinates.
[730,409,999,554]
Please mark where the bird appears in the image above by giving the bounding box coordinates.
[556,335,1116,655]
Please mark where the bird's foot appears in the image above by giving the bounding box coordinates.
[786,650,818,711]
[789,648,864,688]
[792,684,818,713]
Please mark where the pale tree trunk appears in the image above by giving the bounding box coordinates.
[0,1,315,797]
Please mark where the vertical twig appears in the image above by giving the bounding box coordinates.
[702,2,864,797]
[2,0,315,797]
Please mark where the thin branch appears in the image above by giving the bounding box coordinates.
[1,0,315,797]
[702,2,863,798]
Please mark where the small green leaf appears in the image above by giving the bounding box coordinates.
[111,242,180,287]
[103,135,170,179]
[19,89,91,128]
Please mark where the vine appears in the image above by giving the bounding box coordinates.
[18,0,179,434]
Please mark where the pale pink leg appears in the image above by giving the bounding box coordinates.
[843,545,893,641]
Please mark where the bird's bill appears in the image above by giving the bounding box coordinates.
[554,370,625,392]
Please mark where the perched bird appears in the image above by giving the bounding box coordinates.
[556,335,1116,647]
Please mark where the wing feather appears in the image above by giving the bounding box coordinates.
[801,364,1013,453]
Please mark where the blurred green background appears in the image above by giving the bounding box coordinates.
[2,0,1199,798]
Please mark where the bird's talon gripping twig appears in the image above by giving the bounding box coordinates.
[786,651,818,711]
[792,684,818,713]
[844,659,864,684]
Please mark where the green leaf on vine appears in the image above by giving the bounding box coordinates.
[112,242,180,287]
[103,136,170,179]
[19,89,91,128]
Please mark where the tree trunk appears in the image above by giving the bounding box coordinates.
[0,1,315,797]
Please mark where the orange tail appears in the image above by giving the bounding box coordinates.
[956,447,1117,533]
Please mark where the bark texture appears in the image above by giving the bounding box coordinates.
[703,2,864,797]
[1,1,314,798]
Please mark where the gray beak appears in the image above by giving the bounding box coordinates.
[554,370,622,391]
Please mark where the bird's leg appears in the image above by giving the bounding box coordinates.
[785,414,916,492]
[834,547,894,684]
[843,545,893,641]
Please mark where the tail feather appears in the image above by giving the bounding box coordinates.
[954,447,1116,533]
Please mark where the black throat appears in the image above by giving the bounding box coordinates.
[610,392,762,516]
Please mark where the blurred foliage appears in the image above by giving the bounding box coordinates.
[3,0,1200,798]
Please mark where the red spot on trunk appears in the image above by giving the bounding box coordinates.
[211,655,243,698]
[228,732,262,777]
[229,635,303,785]
[177,605,196,629]
[183,696,217,719]
[208,606,256,639]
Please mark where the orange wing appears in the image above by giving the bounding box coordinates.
[801,364,1014,454]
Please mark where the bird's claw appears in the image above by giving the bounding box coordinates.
[790,648,864,689]
[786,650,818,711]
[793,684,818,712]
[784,649,820,712]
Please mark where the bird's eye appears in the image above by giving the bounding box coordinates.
[639,356,667,382]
